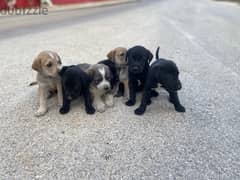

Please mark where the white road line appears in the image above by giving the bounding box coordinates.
[165,17,239,78]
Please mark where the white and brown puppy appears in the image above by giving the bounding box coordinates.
[32,51,63,116]
[99,47,129,98]
[79,63,114,113]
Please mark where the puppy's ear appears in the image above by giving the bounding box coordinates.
[109,70,114,81]
[156,46,160,59]
[107,50,116,61]
[59,66,68,76]
[56,54,62,65]
[146,49,153,63]
[86,67,95,81]
[32,57,42,71]
[126,49,131,63]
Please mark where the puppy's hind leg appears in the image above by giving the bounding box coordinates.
[83,89,95,115]
[59,90,71,114]
[35,86,48,117]
[168,91,185,112]
[47,90,57,99]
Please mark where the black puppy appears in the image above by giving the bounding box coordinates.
[125,46,156,106]
[59,65,95,115]
[135,47,185,115]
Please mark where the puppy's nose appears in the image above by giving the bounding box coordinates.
[132,66,139,72]
[104,85,110,91]
[133,66,138,70]
[177,83,182,90]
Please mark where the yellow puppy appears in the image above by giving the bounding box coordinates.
[32,51,63,116]
[107,47,129,98]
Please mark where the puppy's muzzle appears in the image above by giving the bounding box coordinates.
[103,85,110,91]
[175,82,182,90]
[130,66,141,74]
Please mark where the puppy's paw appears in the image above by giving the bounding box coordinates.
[96,104,106,113]
[147,99,152,105]
[114,93,122,98]
[86,107,95,115]
[94,102,106,113]
[123,95,129,101]
[151,90,159,97]
[134,107,145,115]
[124,93,130,100]
[105,95,114,107]
[35,108,47,117]
[175,105,186,113]
[125,100,135,106]
[58,101,63,107]
[169,98,174,103]
[57,96,63,107]
[59,107,70,114]
[106,101,114,107]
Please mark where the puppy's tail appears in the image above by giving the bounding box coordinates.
[29,81,38,86]
[156,46,160,59]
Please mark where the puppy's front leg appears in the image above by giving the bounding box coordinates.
[114,82,122,97]
[115,82,124,97]
[59,90,71,114]
[168,91,185,112]
[134,77,154,115]
[125,77,137,106]
[35,86,48,117]
[93,94,106,113]
[135,88,152,115]
[123,79,129,99]
[56,81,63,106]
[83,89,95,114]
[105,93,114,107]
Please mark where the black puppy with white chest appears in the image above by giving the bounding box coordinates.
[135,47,185,115]
[59,65,95,115]
[125,46,154,106]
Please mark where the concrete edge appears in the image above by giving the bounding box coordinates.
[47,0,137,13]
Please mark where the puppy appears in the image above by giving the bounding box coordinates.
[98,47,129,98]
[125,46,154,106]
[79,63,114,113]
[59,65,95,115]
[32,51,63,116]
[135,47,186,115]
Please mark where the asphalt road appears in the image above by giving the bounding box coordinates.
[0,0,240,179]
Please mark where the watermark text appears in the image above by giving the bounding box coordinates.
[0,8,48,16]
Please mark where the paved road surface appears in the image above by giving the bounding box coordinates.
[0,0,240,179]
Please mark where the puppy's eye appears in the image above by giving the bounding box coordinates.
[95,79,100,84]
[119,53,124,57]
[47,63,52,68]
[105,76,111,81]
